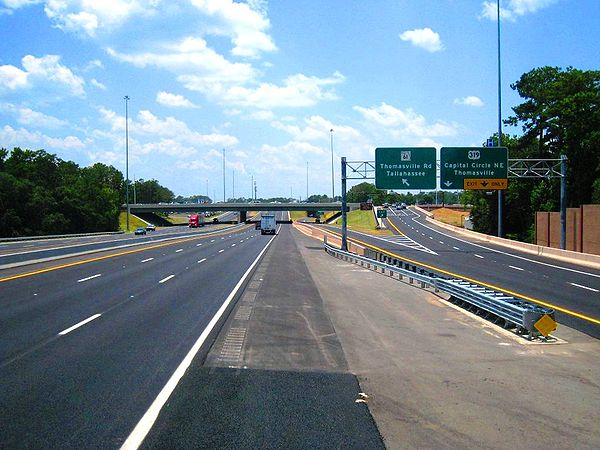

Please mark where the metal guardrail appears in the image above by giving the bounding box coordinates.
[324,243,557,339]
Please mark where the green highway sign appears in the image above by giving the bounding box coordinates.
[375,147,436,190]
[376,209,387,218]
[440,147,508,190]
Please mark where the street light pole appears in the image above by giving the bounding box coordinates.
[497,0,503,238]
[222,148,226,202]
[306,161,309,200]
[330,129,335,201]
[124,95,130,232]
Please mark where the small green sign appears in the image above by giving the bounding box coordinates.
[440,147,508,189]
[377,209,387,218]
[375,147,436,190]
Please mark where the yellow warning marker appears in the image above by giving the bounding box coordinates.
[534,314,557,337]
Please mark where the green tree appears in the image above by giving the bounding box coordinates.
[506,66,600,207]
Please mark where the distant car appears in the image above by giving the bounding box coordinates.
[134,227,146,235]
[400,203,407,209]
[255,222,261,229]
[146,224,156,231]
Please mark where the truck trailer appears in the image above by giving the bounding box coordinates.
[260,214,276,235]
[188,214,204,228]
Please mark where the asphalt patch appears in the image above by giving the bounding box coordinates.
[142,366,384,449]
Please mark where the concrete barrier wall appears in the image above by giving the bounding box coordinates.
[536,204,600,256]
[583,204,600,255]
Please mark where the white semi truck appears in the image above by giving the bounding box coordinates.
[260,214,276,235]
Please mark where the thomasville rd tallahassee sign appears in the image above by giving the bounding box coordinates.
[440,147,508,190]
[375,147,436,190]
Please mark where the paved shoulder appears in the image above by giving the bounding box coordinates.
[142,225,384,449]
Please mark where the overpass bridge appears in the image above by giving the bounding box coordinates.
[123,202,360,223]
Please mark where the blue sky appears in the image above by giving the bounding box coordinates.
[1,0,598,199]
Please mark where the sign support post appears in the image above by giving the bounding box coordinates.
[341,157,348,251]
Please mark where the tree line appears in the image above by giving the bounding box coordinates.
[465,66,600,241]
[0,148,177,237]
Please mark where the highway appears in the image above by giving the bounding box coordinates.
[1,215,599,448]
[0,224,274,447]
[325,206,600,338]
[0,224,245,269]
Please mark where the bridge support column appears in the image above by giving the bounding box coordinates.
[240,211,247,222]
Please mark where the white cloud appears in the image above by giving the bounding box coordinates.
[90,78,106,90]
[98,107,238,149]
[0,103,68,128]
[43,0,156,37]
[198,71,345,109]
[0,64,29,89]
[107,37,256,85]
[1,0,42,10]
[84,59,104,71]
[0,55,84,96]
[190,0,277,58]
[272,115,361,143]
[156,91,198,108]
[454,96,484,107]
[354,102,458,140]
[480,0,557,21]
[21,54,85,96]
[0,124,84,149]
[399,28,443,53]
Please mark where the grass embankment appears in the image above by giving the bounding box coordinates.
[290,211,338,222]
[118,212,147,232]
[290,211,307,221]
[165,213,190,224]
[431,207,470,227]
[331,210,392,235]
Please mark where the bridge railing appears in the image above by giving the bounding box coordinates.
[324,243,557,339]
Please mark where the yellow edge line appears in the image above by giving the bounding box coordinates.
[325,229,600,326]
[0,225,251,283]
[386,216,405,236]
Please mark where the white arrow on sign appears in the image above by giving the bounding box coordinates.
[444,181,453,187]
[402,179,410,187]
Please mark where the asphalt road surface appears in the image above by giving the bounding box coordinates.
[0,225,272,448]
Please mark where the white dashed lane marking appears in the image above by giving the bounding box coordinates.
[58,314,101,336]
[569,282,598,292]
[77,274,101,283]
[159,275,175,284]
[509,265,524,271]
[141,258,154,263]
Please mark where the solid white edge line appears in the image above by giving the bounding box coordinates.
[58,314,101,336]
[77,273,101,283]
[569,282,599,292]
[121,229,278,450]
[159,275,175,283]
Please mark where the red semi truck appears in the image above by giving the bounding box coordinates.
[188,214,204,228]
